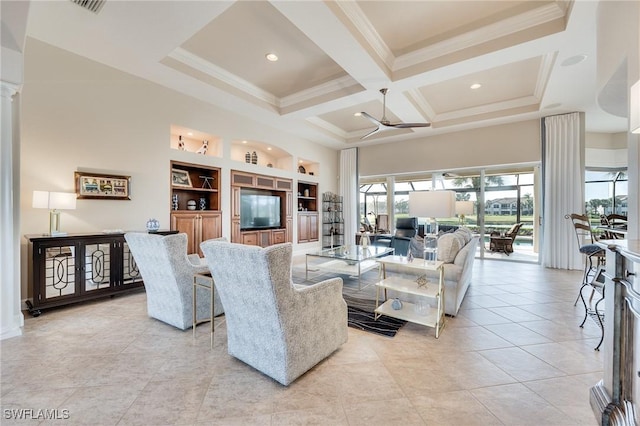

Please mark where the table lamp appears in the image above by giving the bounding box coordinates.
[455,200,474,225]
[409,190,456,236]
[32,190,77,236]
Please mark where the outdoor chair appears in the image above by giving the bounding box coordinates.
[599,214,627,239]
[488,222,523,255]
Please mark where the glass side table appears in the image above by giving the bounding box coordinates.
[193,271,215,348]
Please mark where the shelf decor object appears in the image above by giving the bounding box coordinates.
[32,190,77,236]
[171,169,192,188]
[75,171,131,200]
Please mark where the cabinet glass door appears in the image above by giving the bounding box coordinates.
[84,242,112,291]
[122,243,142,285]
[44,245,76,299]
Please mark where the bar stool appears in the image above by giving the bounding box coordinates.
[566,213,605,306]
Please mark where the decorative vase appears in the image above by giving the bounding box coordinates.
[245,152,251,163]
[391,298,403,310]
[199,197,206,210]
[172,194,178,210]
[146,218,160,232]
[361,232,370,249]
[251,151,258,164]
[187,200,197,210]
[304,188,310,197]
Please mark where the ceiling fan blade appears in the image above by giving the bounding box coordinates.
[392,122,431,128]
[358,89,431,133]
[359,111,382,126]
[360,126,381,139]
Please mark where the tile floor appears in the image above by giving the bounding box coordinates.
[1,258,603,425]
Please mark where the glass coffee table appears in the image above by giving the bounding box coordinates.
[305,245,394,289]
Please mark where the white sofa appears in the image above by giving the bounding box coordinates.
[422,227,479,316]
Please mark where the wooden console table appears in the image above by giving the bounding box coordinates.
[25,231,175,316]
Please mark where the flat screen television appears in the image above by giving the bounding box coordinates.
[240,189,282,230]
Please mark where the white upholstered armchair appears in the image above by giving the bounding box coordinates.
[124,232,223,330]
[199,240,348,386]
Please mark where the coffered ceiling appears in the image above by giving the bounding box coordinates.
[24,0,627,148]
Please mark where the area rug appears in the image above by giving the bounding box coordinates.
[343,294,406,338]
[292,264,406,337]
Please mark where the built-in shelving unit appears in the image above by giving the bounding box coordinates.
[297,158,319,177]
[297,181,318,243]
[231,170,293,247]
[170,124,221,158]
[322,192,343,248]
[230,139,293,171]
[170,160,222,255]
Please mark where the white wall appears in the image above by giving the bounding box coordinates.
[358,119,541,177]
[585,132,628,168]
[20,38,339,299]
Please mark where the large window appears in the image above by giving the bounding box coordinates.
[585,170,628,223]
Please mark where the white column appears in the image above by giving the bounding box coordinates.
[386,176,395,232]
[1,82,24,340]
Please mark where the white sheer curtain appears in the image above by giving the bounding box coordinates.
[542,112,584,269]
[339,148,358,246]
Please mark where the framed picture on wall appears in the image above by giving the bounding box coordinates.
[171,169,192,188]
[75,171,131,200]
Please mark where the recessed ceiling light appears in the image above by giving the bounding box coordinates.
[561,54,587,67]
[241,140,247,144]
[470,83,482,90]
[265,53,278,62]
[299,160,303,164]
[267,147,272,151]
[353,112,362,117]
[187,132,193,136]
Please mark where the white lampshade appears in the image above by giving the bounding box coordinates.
[32,190,76,235]
[32,191,76,210]
[32,190,50,209]
[631,80,640,134]
[49,192,77,210]
[409,191,456,218]
[455,200,474,215]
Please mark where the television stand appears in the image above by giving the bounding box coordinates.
[230,170,293,247]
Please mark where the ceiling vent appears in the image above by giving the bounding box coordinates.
[70,0,106,14]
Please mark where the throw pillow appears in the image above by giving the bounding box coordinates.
[454,227,472,244]
[437,233,464,263]
[409,236,424,259]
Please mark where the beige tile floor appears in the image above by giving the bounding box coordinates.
[1,258,603,425]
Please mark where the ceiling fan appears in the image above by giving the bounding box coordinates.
[359,88,431,139]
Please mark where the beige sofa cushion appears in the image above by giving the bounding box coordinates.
[437,232,465,263]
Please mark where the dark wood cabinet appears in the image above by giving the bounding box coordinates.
[25,231,174,316]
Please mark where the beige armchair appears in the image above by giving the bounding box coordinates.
[124,232,223,330]
[200,240,348,386]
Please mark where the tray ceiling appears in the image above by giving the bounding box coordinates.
[24,0,627,148]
